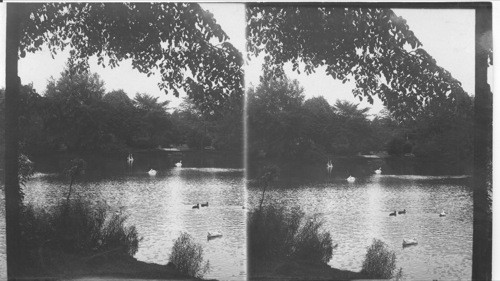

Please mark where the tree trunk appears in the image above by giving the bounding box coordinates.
[5,3,22,278]
[472,4,492,280]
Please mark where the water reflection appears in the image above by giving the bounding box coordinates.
[248,173,472,280]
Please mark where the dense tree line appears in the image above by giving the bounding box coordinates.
[1,65,243,156]
[247,76,473,171]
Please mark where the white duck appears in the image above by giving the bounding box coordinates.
[346,175,356,183]
[439,211,446,217]
[375,167,382,174]
[175,160,182,168]
[148,169,157,176]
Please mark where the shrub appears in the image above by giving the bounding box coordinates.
[20,198,140,263]
[248,205,333,265]
[169,232,210,278]
[361,239,397,279]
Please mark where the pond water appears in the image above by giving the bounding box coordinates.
[4,152,246,281]
[248,162,473,280]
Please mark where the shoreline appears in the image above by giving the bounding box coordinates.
[13,249,212,281]
[249,259,369,280]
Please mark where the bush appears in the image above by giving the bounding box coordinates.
[20,198,140,266]
[361,239,397,279]
[248,205,333,264]
[169,232,210,278]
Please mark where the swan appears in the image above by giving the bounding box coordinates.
[192,203,200,209]
[327,160,333,172]
[439,211,446,217]
[175,160,182,168]
[346,175,355,183]
[127,154,134,165]
[389,211,397,216]
[375,167,382,174]
[201,202,208,207]
[398,209,406,215]
[403,238,418,247]
[207,231,222,239]
[148,169,157,176]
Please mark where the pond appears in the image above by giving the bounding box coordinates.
[248,160,472,280]
[4,151,246,281]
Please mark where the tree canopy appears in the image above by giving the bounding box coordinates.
[19,3,243,114]
[246,5,468,120]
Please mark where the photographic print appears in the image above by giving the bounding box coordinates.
[1,3,246,280]
[245,3,492,281]
[0,1,494,281]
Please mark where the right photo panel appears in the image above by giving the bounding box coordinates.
[245,3,492,281]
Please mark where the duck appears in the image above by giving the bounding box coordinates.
[389,211,397,216]
[375,167,382,174]
[201,202,209,207]
[207,231,222,240]
[402,238,418,247]
[192,203,200,209]
[326,160,333,169]
[148,169,157,176]
[346,175,355,183]
[398,209,406,215]
[439,211,446,217]
[175,160,182,168]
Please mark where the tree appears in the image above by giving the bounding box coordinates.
[369,110,402,153]
[20,3,243,111]
[43,66,109,151]
[102,89,139,147]
[300,97,374,157]
[133,93,174,148]
[409,95,474,173]
[5,3,243,276]
[247,77,305,159]
[301,96,336,152]
[45,64,106,104]
[247,5,467,121]
[331,100,371,155]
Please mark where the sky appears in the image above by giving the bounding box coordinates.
[0,4,477,115]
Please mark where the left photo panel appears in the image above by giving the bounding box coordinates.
[0,3,246,280]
